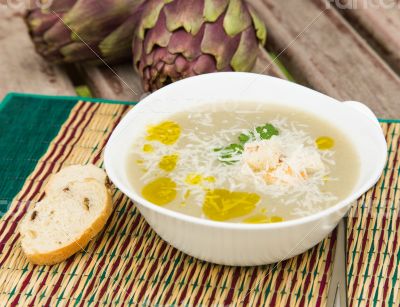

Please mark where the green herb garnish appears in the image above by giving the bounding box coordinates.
[238,131,254,144]
[215,123,279,164]
[214,143,244,164]
[255,123,279,140]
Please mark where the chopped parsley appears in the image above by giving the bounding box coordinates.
[256,123,279,140]
[215,123,279,164]
[214,143,244,165]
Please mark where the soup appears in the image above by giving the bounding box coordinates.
[127,103,360,223]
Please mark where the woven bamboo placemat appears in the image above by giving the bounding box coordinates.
[0,94,398,306]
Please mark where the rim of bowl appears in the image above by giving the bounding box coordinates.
[104,72,388,230]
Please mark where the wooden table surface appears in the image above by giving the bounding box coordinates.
[0,0,399,118]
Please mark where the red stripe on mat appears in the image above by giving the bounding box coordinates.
[63,200,141,305]
[0,201,31,266]
[298,245,319,306]
[122,233,158,304]
[45,106,129,306]
[0,232,21,269]
[161,253,187,304]
[382,215,399,303]
[192,263,212,306]
[177,258,203,305]
[348,188,376,303]
[0,102,88,248]
[108,211,147,303]
[207,267,225,306]
[242,267,259,306]
[346,124,393,297]
[284,258,301,307]
[0,103,91,297]
[136,241,171,302]
[92,104,130,165]
[10,103,98,306]
[29,103,100,307]
[270,261,286,306]
[224,267,242,305]
[76,195,132,304]
[63,107,132,304]
[18,102,90,202]
[367,135,399,302]
[148,247,179,303]
[96,202,137,299]
[316,231,337,306]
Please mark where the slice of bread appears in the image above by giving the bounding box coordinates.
[19,179,112,265]
[45,164,110,195]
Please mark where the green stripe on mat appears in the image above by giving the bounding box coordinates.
[0,92,136,107]
[0,93,136,216]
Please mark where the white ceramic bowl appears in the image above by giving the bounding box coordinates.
[104,72,387,266]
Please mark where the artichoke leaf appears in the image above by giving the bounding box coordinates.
[144,12,172,54]
[203,0,229,22]
[230,28,258,71]
[64,0,141,41]
[193,54,217,74]
[99,16,138,58]
[138,0,172,39]
[28,12,59,35]
[26,0,145,64]
[60,42,98,62]
[223,0,252,37]
[43,21,72,45]
[168,27,204,61]
[132,36,143,64]
[248,6,267,45]
[201,18,240,70]
[134,0,267,91]
[43,0,77,13]
[164,0,204,35]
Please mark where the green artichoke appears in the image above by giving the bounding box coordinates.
[26,0,144,64]
[133,0,267,92]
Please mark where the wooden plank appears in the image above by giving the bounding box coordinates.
[249,0,400,118]
[0,6,75,100]
[336,0,400,75]
[80,64,144,102]
[81,46,287,103]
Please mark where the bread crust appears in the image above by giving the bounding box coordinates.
[20,165,113,266]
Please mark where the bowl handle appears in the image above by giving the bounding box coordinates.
[342,101,381,129]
